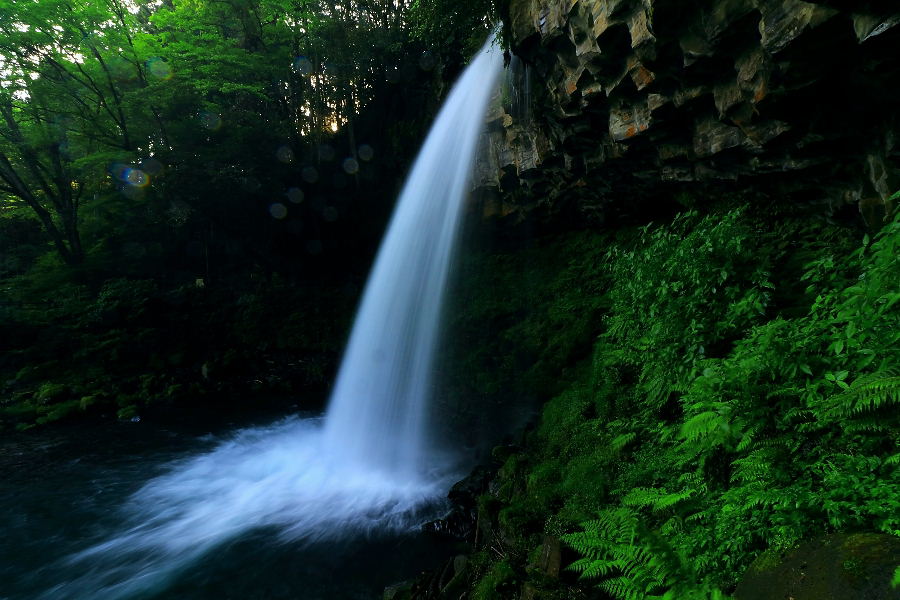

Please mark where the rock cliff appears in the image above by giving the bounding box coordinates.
[477,0,900,225]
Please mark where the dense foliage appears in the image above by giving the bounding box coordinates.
[0,0,475,268]
[455,203,898,598]
[0,0,499,429]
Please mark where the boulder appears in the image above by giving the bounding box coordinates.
[734,533,900,600]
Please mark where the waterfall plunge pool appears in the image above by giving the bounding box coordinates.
[0,416,460,599]
[3,33,504,600]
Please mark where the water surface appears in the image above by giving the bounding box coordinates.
[0,418,455,600]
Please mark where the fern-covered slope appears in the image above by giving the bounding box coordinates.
[449,204,899,600]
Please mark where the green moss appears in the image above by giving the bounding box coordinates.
[116,405,138,420]
[34,382,68,404]
[472,560,517,600]
[35,399,81,424]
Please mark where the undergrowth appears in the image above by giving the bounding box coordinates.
[463,204,899,598]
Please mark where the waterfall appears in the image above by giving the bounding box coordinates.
[323,36,504,477]
[31,35,503,600]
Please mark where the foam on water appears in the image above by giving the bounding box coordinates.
[36,35,503,599]
[42,418,451,599]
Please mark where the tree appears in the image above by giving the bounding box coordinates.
[0,0,148,264]
[0,0,487,268]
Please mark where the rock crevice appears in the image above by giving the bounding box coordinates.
[477,0,900,224]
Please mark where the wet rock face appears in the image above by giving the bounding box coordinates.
[481,0,900,223]
[734,533,900,600]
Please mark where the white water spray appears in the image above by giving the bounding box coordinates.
[37,36,503,600]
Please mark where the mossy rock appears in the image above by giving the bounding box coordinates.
[735,533,900,600]
[35,399,80,424]
[34,382,68,404]
[116,405,139,420]
[472,560,517,600]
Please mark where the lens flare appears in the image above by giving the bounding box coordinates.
[342,158,359,175]
[109,163,150,188]
[276,146,294,163]
[301,166,319,183]
[269,203,288,219]
[125,169,150,188]
[358,144,374,162]
[322,206,339,222]
[199,112,222,131]
[286,187,304,204]
[292,56,312,75]
[109,163,129,181]
[145,57,172,80]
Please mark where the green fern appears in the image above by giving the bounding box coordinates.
[562,508,728,600]
[819,368,900,425]
[680,408,733,444]
[731,447,779,483]
[623,487,695,513]
[612,432,637,453]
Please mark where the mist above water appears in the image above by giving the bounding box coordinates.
[28,36,504,600]
[38,418,449,599]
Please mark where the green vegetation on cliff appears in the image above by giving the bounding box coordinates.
[458,203,899,599]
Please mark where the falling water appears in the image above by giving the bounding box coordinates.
[323,37,504,477]
[21,36,503,600]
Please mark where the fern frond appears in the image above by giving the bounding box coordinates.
[600,576,646,600]
[731,447,781,483]
[612,432,637,452]
[681,410,730,442]
[842,418,892,433]
[623,487,695,512]
[823,368,900,421]
[735,424,760,452]
[562,508,705,599]
[568,557,619,578]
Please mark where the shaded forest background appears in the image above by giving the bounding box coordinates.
[0,0,498,427]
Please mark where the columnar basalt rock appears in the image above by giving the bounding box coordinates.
[477,0,900,225]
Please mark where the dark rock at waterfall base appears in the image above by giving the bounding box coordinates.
[382,554,471,600]
[422,465,494,541]
[448,465,495,510]
[734,533,900,600]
